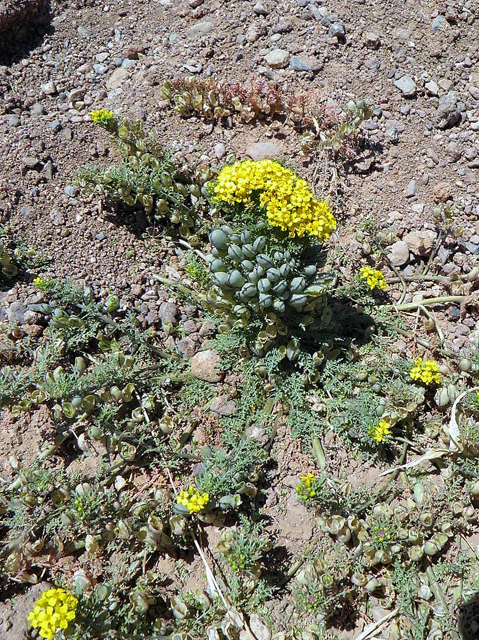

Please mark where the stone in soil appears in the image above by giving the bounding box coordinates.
[264,48,290,69]
[387,240,410,267]
[393,75,417,97]
[209,395,237,417]
[433,181,452,203]
[246,141,283,160]
[403,230,436,257]
[191,349,224,383]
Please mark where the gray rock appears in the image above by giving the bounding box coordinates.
[246,22,267,43]
[403,230,436,257]
[387,240,410,267]
[406,179,417,197]
[41,80,57,95]
[177,337,198,358]
[253,2,268,15]
[210,395,237,417]
[7,115,20,127]
[307,4,324,20]
[31,102,45,115]
[246,141,283,160]
[7,301,27,324]
[436,91,461,129]
[425,80,439,96]
[264,48,290,68]
[50,210,64,225]
[365,31,380,48]
[64,185,78,197]
[77,25,92,36]
[93,63,108,75]
[106,67,129,90]
[159,301,178,325]
[384,119,405,133]
[290,56,316,71]
[329,22,346,39]
[393,75,417,97]
[214,142,226,159]
[432,14,448,33]
[191,349,224,383]
[48,119,61,132]
[186,20,214,37]
[272,18,292,33]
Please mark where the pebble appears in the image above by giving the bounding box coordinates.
[393,75,417,97]
[31,102,45,115]
[209,395,237,417]
[214,142,226,160]
[93,63,108,75]
[432,14,448,32]
[191,349,224,383]
[364,31,380,48]
[246,23,267,43]
[159,301,178,325]
[253,2,269,16]
[387,240,410,266]
[436,91,461,129]
[433,181,452,202]
[177,337,198,358]
[7,115,20,127]
[405,179,417,197]
[272,18,293,34]
[186,21,214,37]
[64,185,79,197]
[246,141,283,160]
[329,22,346,39]
[264,49,290,69]
[425,80,439,96]
[48,120,61,133]
[106,67,129,90]
[403,230,436,257]
[41,80,57,96]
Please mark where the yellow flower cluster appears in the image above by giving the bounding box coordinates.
[295,472,317,500]
[360,266,388,291]
[368,419,391,443]
[213,160,336,242]
[27,588,77,640]
[409,358,442,385]
[177,485,209,514]
[89,109,115,125]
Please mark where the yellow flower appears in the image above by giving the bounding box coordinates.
[368,419,391,444]
[409,358,442,385]
[212,160,336,242]
[176,485,209,514]
[89,109,115,125]
[27,588,77,640]
[295,473,317,500]
[360,266,388,291]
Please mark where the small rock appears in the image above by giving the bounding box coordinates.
[272,18,292,34]
[425,80,439,96]
[387,240,410,267]
[7,115,20,127]
[48,119,61,133]
[406,179,417,197]
[246,23,267,43]
[177,337,198,358]
[21,156,40,170]
[186,20,213,37]
[123,44,145,60]
[436,91,461,129]
[253,2,268,15]
[393,75,417,97]
[433,181,452,202]
[264,48,290,69]
[182,319,198,334]
[365,31,380,48]
[446,141,462,162]
[403,230,436,257]
[106,67,129,90]
[159,301,178,326]
[64,185,78,197]
[93,63,108,75]
[214,142,226,160]
[329,22,346,39]
[31,102,45,115]
[246,141,283,160]
[432,14,448,32]
[191,349,224,383]
[290,56,316,72]
[95,52,109,63]
[209,395,237,417]
[41,80,57,96]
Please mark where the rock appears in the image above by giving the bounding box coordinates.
[7,301,27,324]
[253,2,268,15]
[365,31,380,48]
[264,48,290,69]
[214,142,226,160]
[241,614,271,640]
[209,395,237,416]
[41,80,57,95]
[0,581,51,640]
[48,119,61,132]
[272,18,292,33]
[186,20,213,37]
[403,230,436,257]
[246,22,267,43]
[436,91,461,129]
[31,102,45,115]
[425,80,439,96]
[384,119,405,133]
[159,301,178,326]
[329,22,346,39]
[7,115,20,127]
[191,349,224,383]
[393,75,417,97]
[432,14,448,32]
[64,185,78,197]
[446,141,462,162]
[406,179,417,197]
[106,67,129,90]
[246,141,283,160]
[177,337,198,358]
[433,181,452,203]
[290,56,317,72]
[387,240,410,267]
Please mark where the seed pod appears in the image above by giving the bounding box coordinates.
[239,283,257,300]
[351,572,368,587]
[290,276,307,293]
[241,259,254,272]
[423,541,439,556]
[258,293,273,308]
[228,244,243,262]
[210,229,229,251]
[434,387,450,408]
[242,244,255,258]
[213,272,229,287]
[240,230,251,244]
[304,264,317,277]
[253,236,267,252]
[365,578,381,593]
[289,294,308,310]
[459,358,472,373]
[258,278,272,293]
[273,299,285,313]
[256,254,273,269]
[279,263,290,277]
[210,258,226,273]
[266,268,281,282]
[228,270,245,288]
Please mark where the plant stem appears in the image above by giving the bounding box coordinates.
[383,295,465,311]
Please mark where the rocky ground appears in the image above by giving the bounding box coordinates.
[0,0,478,638]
